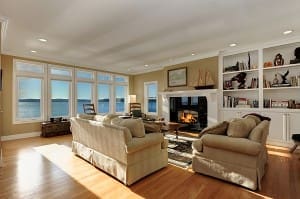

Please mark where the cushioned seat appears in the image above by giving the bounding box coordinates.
[192,114,270,190]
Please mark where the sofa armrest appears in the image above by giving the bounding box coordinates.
[126,133,164,154]
[201,134,262,156]
[192,139,203,152]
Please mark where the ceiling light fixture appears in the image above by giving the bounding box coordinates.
[144,64,149,67]
[283,30,293,35]
[229,43,237,47]
[38,38,47,42]
[31,50,37,53]
[191,53,195,56]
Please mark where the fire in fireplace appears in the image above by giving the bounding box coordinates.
[178,110,198,124]
[169,96,207,132]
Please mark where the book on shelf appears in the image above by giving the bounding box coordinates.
[223,96,257,108]
[249,78,258,88]
[264,98,289,108]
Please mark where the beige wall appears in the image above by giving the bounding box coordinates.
[1,54,134,136]
[132,70,164,116]
[132,56,218,116]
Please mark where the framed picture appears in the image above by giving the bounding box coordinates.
[168,67,187,87]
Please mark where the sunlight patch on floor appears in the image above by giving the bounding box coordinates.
[34,144,144,198]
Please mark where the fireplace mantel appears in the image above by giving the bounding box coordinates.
[159,89,218,97]
[159,89,219,126]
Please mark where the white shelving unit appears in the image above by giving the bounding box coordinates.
[219,40,300,147]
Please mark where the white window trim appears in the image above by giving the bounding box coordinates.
[13,59,47,124]
[48,65,73,119]
[144,81,158,115]
[13,59,130,123]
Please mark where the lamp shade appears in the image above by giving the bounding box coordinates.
[128,95,136,103]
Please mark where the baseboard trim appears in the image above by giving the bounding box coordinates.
[1,132,40,141]
[267,139,294,148]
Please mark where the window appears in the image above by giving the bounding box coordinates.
[115,85,127,113]
[77,82,92,113]
[98,84,111,113]
[114,75,128,83]
[14,59,129,123]
[77,70,93,80]
[16,62,44,73]
[16,77,43,120]
[14,60,46,123]
[50,80,71,117]
[98,73,112,81]
[50,68,71,76]
[144,81,158,114]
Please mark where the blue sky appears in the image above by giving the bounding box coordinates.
[19,78,41,99]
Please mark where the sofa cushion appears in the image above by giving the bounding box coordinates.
[94,114,106,122]
[201,121,229,136]
[248,120,268,143]
[112,118,145,138]
[77,113,95,120]
[201,134,262,155]
[244,115,261,125]
[227,117,256,138]
[102,114,119,124]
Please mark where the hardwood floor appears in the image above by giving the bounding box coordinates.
[0,135,299,199]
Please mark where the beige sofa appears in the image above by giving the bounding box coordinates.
[70,116,168,185]
[192,114,270,190]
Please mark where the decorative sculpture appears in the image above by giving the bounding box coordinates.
[231,72,247,89]
[274,53,284,66]
[278,70,290,85]
[290,47,300,64]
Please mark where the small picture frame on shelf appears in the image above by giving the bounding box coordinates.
[168,67,187,87]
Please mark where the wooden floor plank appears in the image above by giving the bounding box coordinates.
[0,135,299,199]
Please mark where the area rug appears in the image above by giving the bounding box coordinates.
[164,134,196,169]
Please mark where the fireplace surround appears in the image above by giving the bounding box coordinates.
[170,96,207,131]
[160,89,219,132]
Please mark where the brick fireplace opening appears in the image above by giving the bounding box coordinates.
[169,96,207,131]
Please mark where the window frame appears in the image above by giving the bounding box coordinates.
[144,81,158,115]
[48,65,73,119]
[13,59,130,123]
[75,69,96,114]
[13,59,47,124]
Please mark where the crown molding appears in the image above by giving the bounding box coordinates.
[0,16,8,53]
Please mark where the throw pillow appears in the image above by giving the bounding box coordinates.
[102,114,119,124]
[200,121,229,136]
[111,118,145,138]
[244,115,261,125]
[77,113,95,120]
[248,121,266,142]
[227,117,256,138]
[94,115,106,122]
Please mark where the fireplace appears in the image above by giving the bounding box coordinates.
[169,96,207,131]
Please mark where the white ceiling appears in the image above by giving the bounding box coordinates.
[0,0,300,74]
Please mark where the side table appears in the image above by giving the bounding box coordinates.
[41,121,71,137]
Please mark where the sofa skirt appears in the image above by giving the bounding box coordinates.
[72,141,168,185]
[192,155,259,190]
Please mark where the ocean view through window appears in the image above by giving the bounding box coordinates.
[17,77,42,120]
[14,59,129,123]
[144,81,158,114]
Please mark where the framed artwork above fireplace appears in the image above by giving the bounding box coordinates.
[168,67,187,87]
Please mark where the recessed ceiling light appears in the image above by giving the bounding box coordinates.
[229,43,237,47]
[31,50,37,53]
[191,53,195,56]
[144,64,149,67]
[38,38,47,42]
[283,30,293,35]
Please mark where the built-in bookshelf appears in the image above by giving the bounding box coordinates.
[221,50,259,109]
[220,41,300,111]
